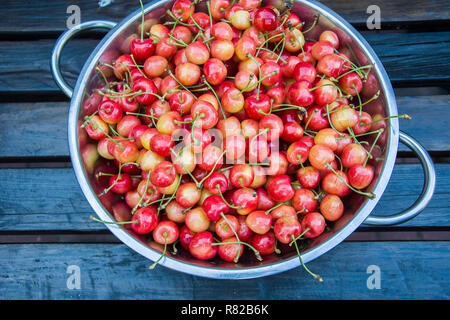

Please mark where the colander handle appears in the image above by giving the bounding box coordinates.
[51,20,116,98]
[363,131,436,226]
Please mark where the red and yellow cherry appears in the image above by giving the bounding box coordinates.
[311,41,334,61]
[211,40,235,61]
[221,87,245,113]
[233,187,258,215]
[314,128,339,151]
[322,170,351,197]
[339,72,363,96]
[131,207,159,234]
[198,145,224,171]
[203,171,228,194]
[98,100,123,124]
[301,212,326,238]
[175,62,201,86]
[216,214,240,239]
[150,161,176,188]
[266,151,289,176]
[149,133,175,157]
[312,79,338,106]
[229,163,254,188]
[330,105,359,132]
[319,30,339,49]
[286,141,309,165]
[246,210,272,234]
[270,204,297,221]
[171,0,195,22]
[211,21,233,40]
[185,207,210,233]
[165,200,187,223]
[353,111,373,135]
[292,188,317,214]
[218,236,244,262]
[341,143,368,168]
[191,100,219,130]
[260,62,281,87]
[247,134,270,164]
[287,80,314,107]
[189,231,217,260]
[316,54,344,78]
[168,90,195,115]
[308,144,335,170]
[132,77,159,105]
[294,62,317,83]
[152,220,180,244]
[320,194,344,221]
[266,174,294,202]
[176,182,201,208]
[296,166,321,189]
[284,28,305,53]
[186,40,210,65]
[348,164,374,189]
[274,216,302,244]
[156,111,182,135]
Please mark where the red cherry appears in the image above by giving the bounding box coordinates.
[348,164,374,189]
[320,195,344,222]
[301,212,326,238]
[131,207,159,234]
[292,188,317,214]
[253,7,278,31]
[274,216,302,244]
[296,166,321,189]
[152,220,179,244]
[130,38,156,62]
[189,231,217,260]
[250,232,276,255]
[203,195,229,221]
[150,161,176,188]
[267,174,295,202]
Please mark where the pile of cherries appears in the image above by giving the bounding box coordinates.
[80,0,398,279]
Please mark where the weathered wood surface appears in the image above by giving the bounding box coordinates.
[0,241,448,299]
[1,32,450,95]
[1,95,447,158]
[1,0,449,34]
[0,163,448,231]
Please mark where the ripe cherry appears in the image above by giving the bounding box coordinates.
[189,231,217,260]
[320,194,344,221]
[274,216,302,244]
[301,212,326,238]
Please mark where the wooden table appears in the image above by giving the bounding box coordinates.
[0,0,449,300]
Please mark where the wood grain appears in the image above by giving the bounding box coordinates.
[0,163,448,231]
[0,0,449,34]
[1,32,450,95]
[0,241,448,299]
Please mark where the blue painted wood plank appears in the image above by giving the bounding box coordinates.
[0,242,447,299]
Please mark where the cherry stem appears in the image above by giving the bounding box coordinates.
[245,54,262,100]
[83,117,124,151]
[216,185,243,210]
[139,0,145,42]
[95,66,111,91]
[202,77,226,119]
[249,128,269,158]
[132,168,152,214]
[211,241,262,261]
[170,147,200,186]
[265,202,285,215]
[363,128,384,167]
[162,174,183,210]
[347,126,373,160]
[325,163,376,198]
[219,213,242,263]
[290,234,323,282]
[303,14,320,34]
[325,104,346,137]
[171,240,179,255]
[149,233,168,269]
[336,128,383,140]
[304,108,318,131]
[196,150,227,188]
[361,114,411,127]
